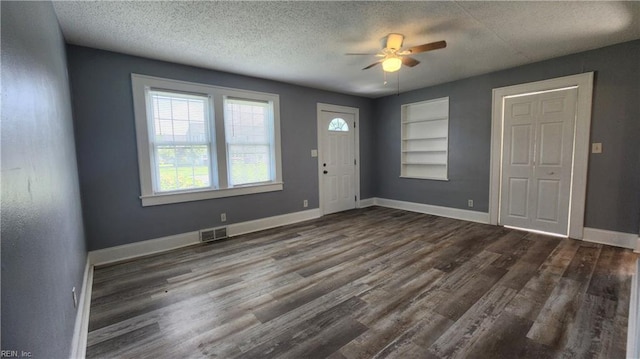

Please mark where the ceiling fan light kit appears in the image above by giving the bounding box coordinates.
[382,56,402,72]
[349,33,447,73]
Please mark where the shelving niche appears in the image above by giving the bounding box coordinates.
[401,97,449,180]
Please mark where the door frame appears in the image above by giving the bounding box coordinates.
[489,72,594,239]
[317,103,360,216]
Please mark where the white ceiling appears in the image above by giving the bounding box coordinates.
[52,1,640,98]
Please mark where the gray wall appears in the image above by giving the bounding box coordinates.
[374,40,640,235]
[67,38,638,251]
[67,46,375,250]
[1,2,87,358]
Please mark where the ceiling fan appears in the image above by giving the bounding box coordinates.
[347,33,446,73]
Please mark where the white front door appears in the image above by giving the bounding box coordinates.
[500,87,578,235]
[320,111,356,214]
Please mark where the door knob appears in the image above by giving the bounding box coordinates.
[323,170,328,174]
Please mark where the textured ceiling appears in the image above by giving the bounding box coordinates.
[52,1,640,98]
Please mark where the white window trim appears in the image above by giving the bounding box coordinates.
[132,74,283,206]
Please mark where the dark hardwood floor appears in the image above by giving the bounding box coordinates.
[86,207,637,358]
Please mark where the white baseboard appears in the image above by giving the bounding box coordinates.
[582,227,638,250]
[70,258,93,359]
[370,198,639,251]
[628,259,640,359]
[227,208,321,237]
[87,200,492,267]
[358,198,375,208]
[88,208,322,266]
[372,197,490,224]
[89,231,200,266]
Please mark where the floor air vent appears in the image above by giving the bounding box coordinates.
[200,227,228,242]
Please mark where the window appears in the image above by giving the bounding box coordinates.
[400,97,449,180]
[149,91,212,192]
[224,98,273,186]
[328,117,349,131]
[132,74,282,206]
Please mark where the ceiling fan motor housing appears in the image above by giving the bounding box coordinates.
[384,33,405,51]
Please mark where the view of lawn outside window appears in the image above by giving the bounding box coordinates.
[156,146,210,191]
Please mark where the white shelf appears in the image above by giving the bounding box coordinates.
[402,162,447,166]
[402,117,448,124]
[400,175,449,181]
[402,136,447,141]
[401,150,447,153]
[401,97,449,181]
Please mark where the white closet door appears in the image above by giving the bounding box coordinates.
[500,88,577,236]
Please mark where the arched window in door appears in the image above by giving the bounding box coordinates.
[328,118,349,132]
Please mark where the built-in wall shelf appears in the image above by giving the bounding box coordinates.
[401,117,448,124]
[402,162,447,165]
[401,97,449,180]
[401,150,447,153]
[400,176,450,181]
[402,136,448,141]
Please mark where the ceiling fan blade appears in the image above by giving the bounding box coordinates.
[401,56,420,67]
[406,40,447,54]
[345,53,377,55]
[362,61,381,70]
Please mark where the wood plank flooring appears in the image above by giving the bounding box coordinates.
[86,207,637,358]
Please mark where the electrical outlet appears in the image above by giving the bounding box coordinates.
[72,287,78,308]
[303,199,308,208]
[592,142,602,153]
[468,199,474,208]
[220,213,226,222]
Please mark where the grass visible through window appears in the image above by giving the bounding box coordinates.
[158,165,209,191]
[158,163,269,191]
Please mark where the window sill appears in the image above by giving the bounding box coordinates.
[140,182,284,206]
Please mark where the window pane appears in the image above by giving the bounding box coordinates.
[171,98,189,120]
[224,98,273,186]
[228,144,270,185]
[156,145,210,192]
[188,100,205,121]
[328,118,349,131]
[149,90,212,192]
[225,101,268,143]
[150,91,209,144]
[156,97,172,119]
